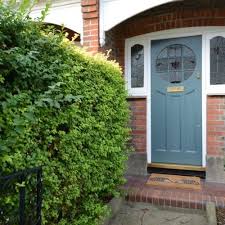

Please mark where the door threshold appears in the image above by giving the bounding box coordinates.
[148,163,206,172]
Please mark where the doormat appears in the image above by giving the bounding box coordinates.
[146,173,201,190]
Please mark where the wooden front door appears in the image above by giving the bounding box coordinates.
[151,35,202,166]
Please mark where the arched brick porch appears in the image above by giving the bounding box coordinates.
[103,1,225,182]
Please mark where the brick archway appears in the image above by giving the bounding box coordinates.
[105,2,225,69]
[102,2,225,182]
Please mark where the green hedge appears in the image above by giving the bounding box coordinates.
[0,4,130,225]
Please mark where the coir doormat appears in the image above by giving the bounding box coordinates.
[146,173,201,190]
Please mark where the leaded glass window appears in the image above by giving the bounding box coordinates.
[210,36,225,85]
[131,44,144,88]
[156,44,196,83]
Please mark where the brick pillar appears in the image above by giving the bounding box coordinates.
[207,96,225,183]
[207,96,225,157]
[81,0,100,53]
[128,98,147,152]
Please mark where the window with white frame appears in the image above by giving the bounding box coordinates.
[126,29,225,96]
[207,33,225,95]
[126,41,147,96]
[131,44,144,88]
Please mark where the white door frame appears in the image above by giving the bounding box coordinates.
[148,30,206,167]
[125,26,225,168]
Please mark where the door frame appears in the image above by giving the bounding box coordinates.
[148,28,207,167]
[125,26,225,168]
[150,35,203,166]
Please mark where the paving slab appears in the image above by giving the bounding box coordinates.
[108,202,208,225]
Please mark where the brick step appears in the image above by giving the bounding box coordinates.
[123,175,225,210]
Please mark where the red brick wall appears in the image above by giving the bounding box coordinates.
[102,3,225,154]
[207,96,225,156]
[105,3,225,68]
[81,0,99,53]
[129,98,147,153]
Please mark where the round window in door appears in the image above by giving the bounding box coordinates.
[156,44,196,83]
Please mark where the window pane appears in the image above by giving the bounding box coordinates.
[156,58,168,72]
[169,57,182,71]
[210,36,225,85]
[156,44,196,84]
[131,44,144,88]
[168,45,182,57]
[169,71,182,83]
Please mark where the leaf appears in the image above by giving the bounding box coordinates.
[54,101,60,108]
[42,98,53,105]
[7,0,17,8]
[13,117,25,126]
[39,1,51,22]
[2,155,13,164]
[15,181,26,188]
[15,126,25,134]
[23,112,35,121]
[64,94,83,102]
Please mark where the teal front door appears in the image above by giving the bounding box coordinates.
[151,36,202,166]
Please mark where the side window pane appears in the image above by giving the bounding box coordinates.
[210,36,225,85]
[131,44,144,88]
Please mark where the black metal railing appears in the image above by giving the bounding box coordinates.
[0,167,42,225]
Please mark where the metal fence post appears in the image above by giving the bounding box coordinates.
[37,168,42,225]
[19,175,26,225]
[0,167,42,225]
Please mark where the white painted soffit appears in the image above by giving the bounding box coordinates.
[30,0,82,34]
[102,0,182,31]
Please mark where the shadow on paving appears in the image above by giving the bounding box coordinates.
[108,201,208,225]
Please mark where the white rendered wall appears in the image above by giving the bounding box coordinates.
[102,0,181,31]
[30,0,83,34]
[99,0,181,45]
[30,0,182,45]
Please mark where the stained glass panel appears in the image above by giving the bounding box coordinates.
[210,36,225,85]
[156,58,168,72]
[131,44,144,88]
[156,44,196,83]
